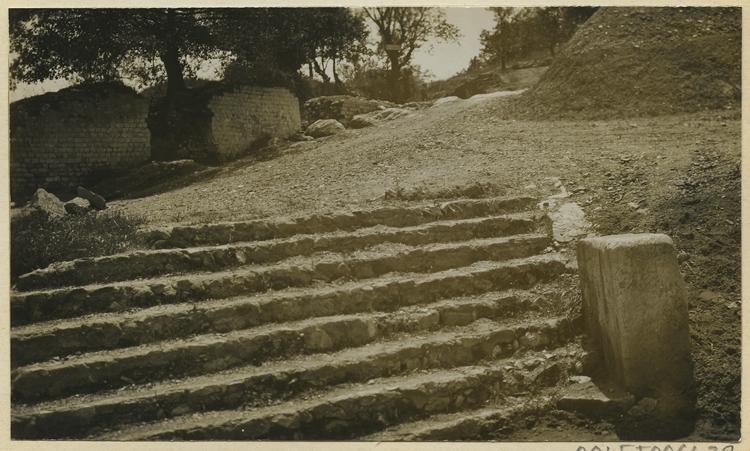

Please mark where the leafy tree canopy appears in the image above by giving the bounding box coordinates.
[10,8,221,98]
[221,8,368,85]
[479,7,597,70]
[10,8,369,100]
[363,7,460,102]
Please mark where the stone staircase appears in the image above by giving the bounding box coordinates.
[11,196,587,440]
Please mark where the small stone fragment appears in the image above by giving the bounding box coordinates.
[64,197,91,215]
[77,186,107,210]
[570,375,592,384]
[348,115,377,129]
[524,359,541,369]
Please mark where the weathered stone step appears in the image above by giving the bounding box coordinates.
[12,255,568,367]
[17,213,543,291]
[140,196,539,248]
[12,318,574,439]
[11,234,552,326]
[11,279,572,404]
[89,361,537,440]
[361,393,556,441]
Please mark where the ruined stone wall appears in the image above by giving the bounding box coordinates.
[207,86,301,160]
[303,96,393,125]
[339,98,387,120]
[10,84,150,200]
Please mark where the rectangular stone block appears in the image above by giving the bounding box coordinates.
[577,234,695,415]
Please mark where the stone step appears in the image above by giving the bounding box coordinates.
[12,256,568,367]
[17,213,543,291]
[361,394,555,441]
[11,282,572,403]
[11,234,552,326]
[139,196,539,248]
[89,352,569,441]
[364,376,633,441]
[11,318,575,439]
[10,193,586,442]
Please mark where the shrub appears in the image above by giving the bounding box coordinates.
[342,60,428,103]
[11,210,147,281]
[222,61,321,104]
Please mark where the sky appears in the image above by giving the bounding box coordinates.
[411,7,496,80]
[9,7,497,101]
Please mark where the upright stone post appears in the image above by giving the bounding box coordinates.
[577,234,696,434]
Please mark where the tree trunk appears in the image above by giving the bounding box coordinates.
[161,45,186,100]
[387,51,401,103]
[162,9,186,101]
[333,58,342,85]
[312,59,330,84]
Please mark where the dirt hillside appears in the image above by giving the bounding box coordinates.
[509,7,741,119]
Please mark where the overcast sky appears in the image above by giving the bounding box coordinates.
[411,7,495,80]
[10,7,497,101]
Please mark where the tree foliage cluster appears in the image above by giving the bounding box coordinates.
[10,8,369,100]
[218,8,369,88]
[340,56,429,103]
[362,7,459,102]
[476,7,598,70]
[11,7,459,104]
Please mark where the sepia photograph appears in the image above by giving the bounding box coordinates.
[7,3,742,446]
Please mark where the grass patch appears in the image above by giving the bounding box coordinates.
[11,210,147,281]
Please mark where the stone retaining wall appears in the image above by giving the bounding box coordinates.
[10,84,150,200]
[150,84,301,163]
[208,86,301,160]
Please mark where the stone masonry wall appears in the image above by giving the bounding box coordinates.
[303,96,393,125]
[10,84,150,200]
[339,98,388,120]
[207,86,301,161]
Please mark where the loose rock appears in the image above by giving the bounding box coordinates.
[290,133,314,142]
[64,197,91,215]
[77,186,107,210]
[348,115,377,129]
[570,375,592,384]
[306,119,345,138]
[29,188,66,218]
[433,96,460,106]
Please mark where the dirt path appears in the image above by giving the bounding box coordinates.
[114,95,738,228]
[113,94,741,440]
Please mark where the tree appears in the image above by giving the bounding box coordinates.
[527,7,597,57]
[12,7,373,103]
[293,8,369,85]
[560,7,599,42]
[478,7,597,68]
[217,8,368,87]
[483,7,518,70]
[532,7,562,57]
[219,8,311,77]
[363,7,460,102]
[10,8,221,101]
